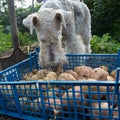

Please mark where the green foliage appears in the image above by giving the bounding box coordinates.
[0,3,39,52]
[0,24,38,52]
[0,0,120,53]
[0,11,9,33]
[16,5,40,33]
[0,3,41,34]
[0,25,12,52]
[91,0,120,41]
[18,32,37,46]
[91,33,120,53]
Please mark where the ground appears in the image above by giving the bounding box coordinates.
[0,42,39,58]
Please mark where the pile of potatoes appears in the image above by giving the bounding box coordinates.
[23,65,116,82]
[20,66,119,119]
[1,65,117,119]
[0,65,117,120]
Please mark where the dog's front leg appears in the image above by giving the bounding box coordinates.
[63,21,86,54]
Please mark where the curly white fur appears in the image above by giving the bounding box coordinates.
[23,0,91,67]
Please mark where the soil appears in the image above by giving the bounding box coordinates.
[0,42,39,58]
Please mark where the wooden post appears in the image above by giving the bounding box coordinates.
[7,0,20,50]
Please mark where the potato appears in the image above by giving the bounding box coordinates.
[59,84,72,90]
[36,69,50,79]
[112,106,118,119]
[46,87,63,97]
[19,97,31,110]
[0,85,13,98]
[90,68,109,81]
[23,72,33,80]
[19,97,31,106]
[45,98,61,119]
[16,84,40,98]
[30,98,41,112]
[62,86,88,111]
[44,71,58,80]
[99,66,108,71]
[58,73,76,89]
[32,69,39,74]
[107,75,115,81]
[16,84,31,95]
[58,73,76,81]
[65,70,78,79]
[109,93,119,107]
[82,85,107,100]
[74,66,93,79]
[23,70,40,80]
[26,72,33,78]
[29,74,40,80]
[45,98,61,110]
[88,102,109,120]
[54,66,64,75]
[110,70,116,80]
[37,80,52,90]
[86,78,97,81]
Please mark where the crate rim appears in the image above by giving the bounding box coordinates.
[0,80,118,86]
[0,57,31,75]
[66,53,118,56]
[0,52,118,74]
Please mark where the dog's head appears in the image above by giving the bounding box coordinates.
[23,8,71,67]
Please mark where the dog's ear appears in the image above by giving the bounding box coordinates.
[55,10,71,28]
[23,13,39,35]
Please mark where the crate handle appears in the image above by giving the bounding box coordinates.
[115,68,120,94]
[118,49,120,67]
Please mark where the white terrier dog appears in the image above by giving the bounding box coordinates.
[23,0,91,68]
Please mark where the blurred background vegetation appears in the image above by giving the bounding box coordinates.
[0,0,120,53]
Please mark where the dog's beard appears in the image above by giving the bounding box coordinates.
[39,42,67,68]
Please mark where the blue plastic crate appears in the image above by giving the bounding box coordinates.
[0,48,120,120]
